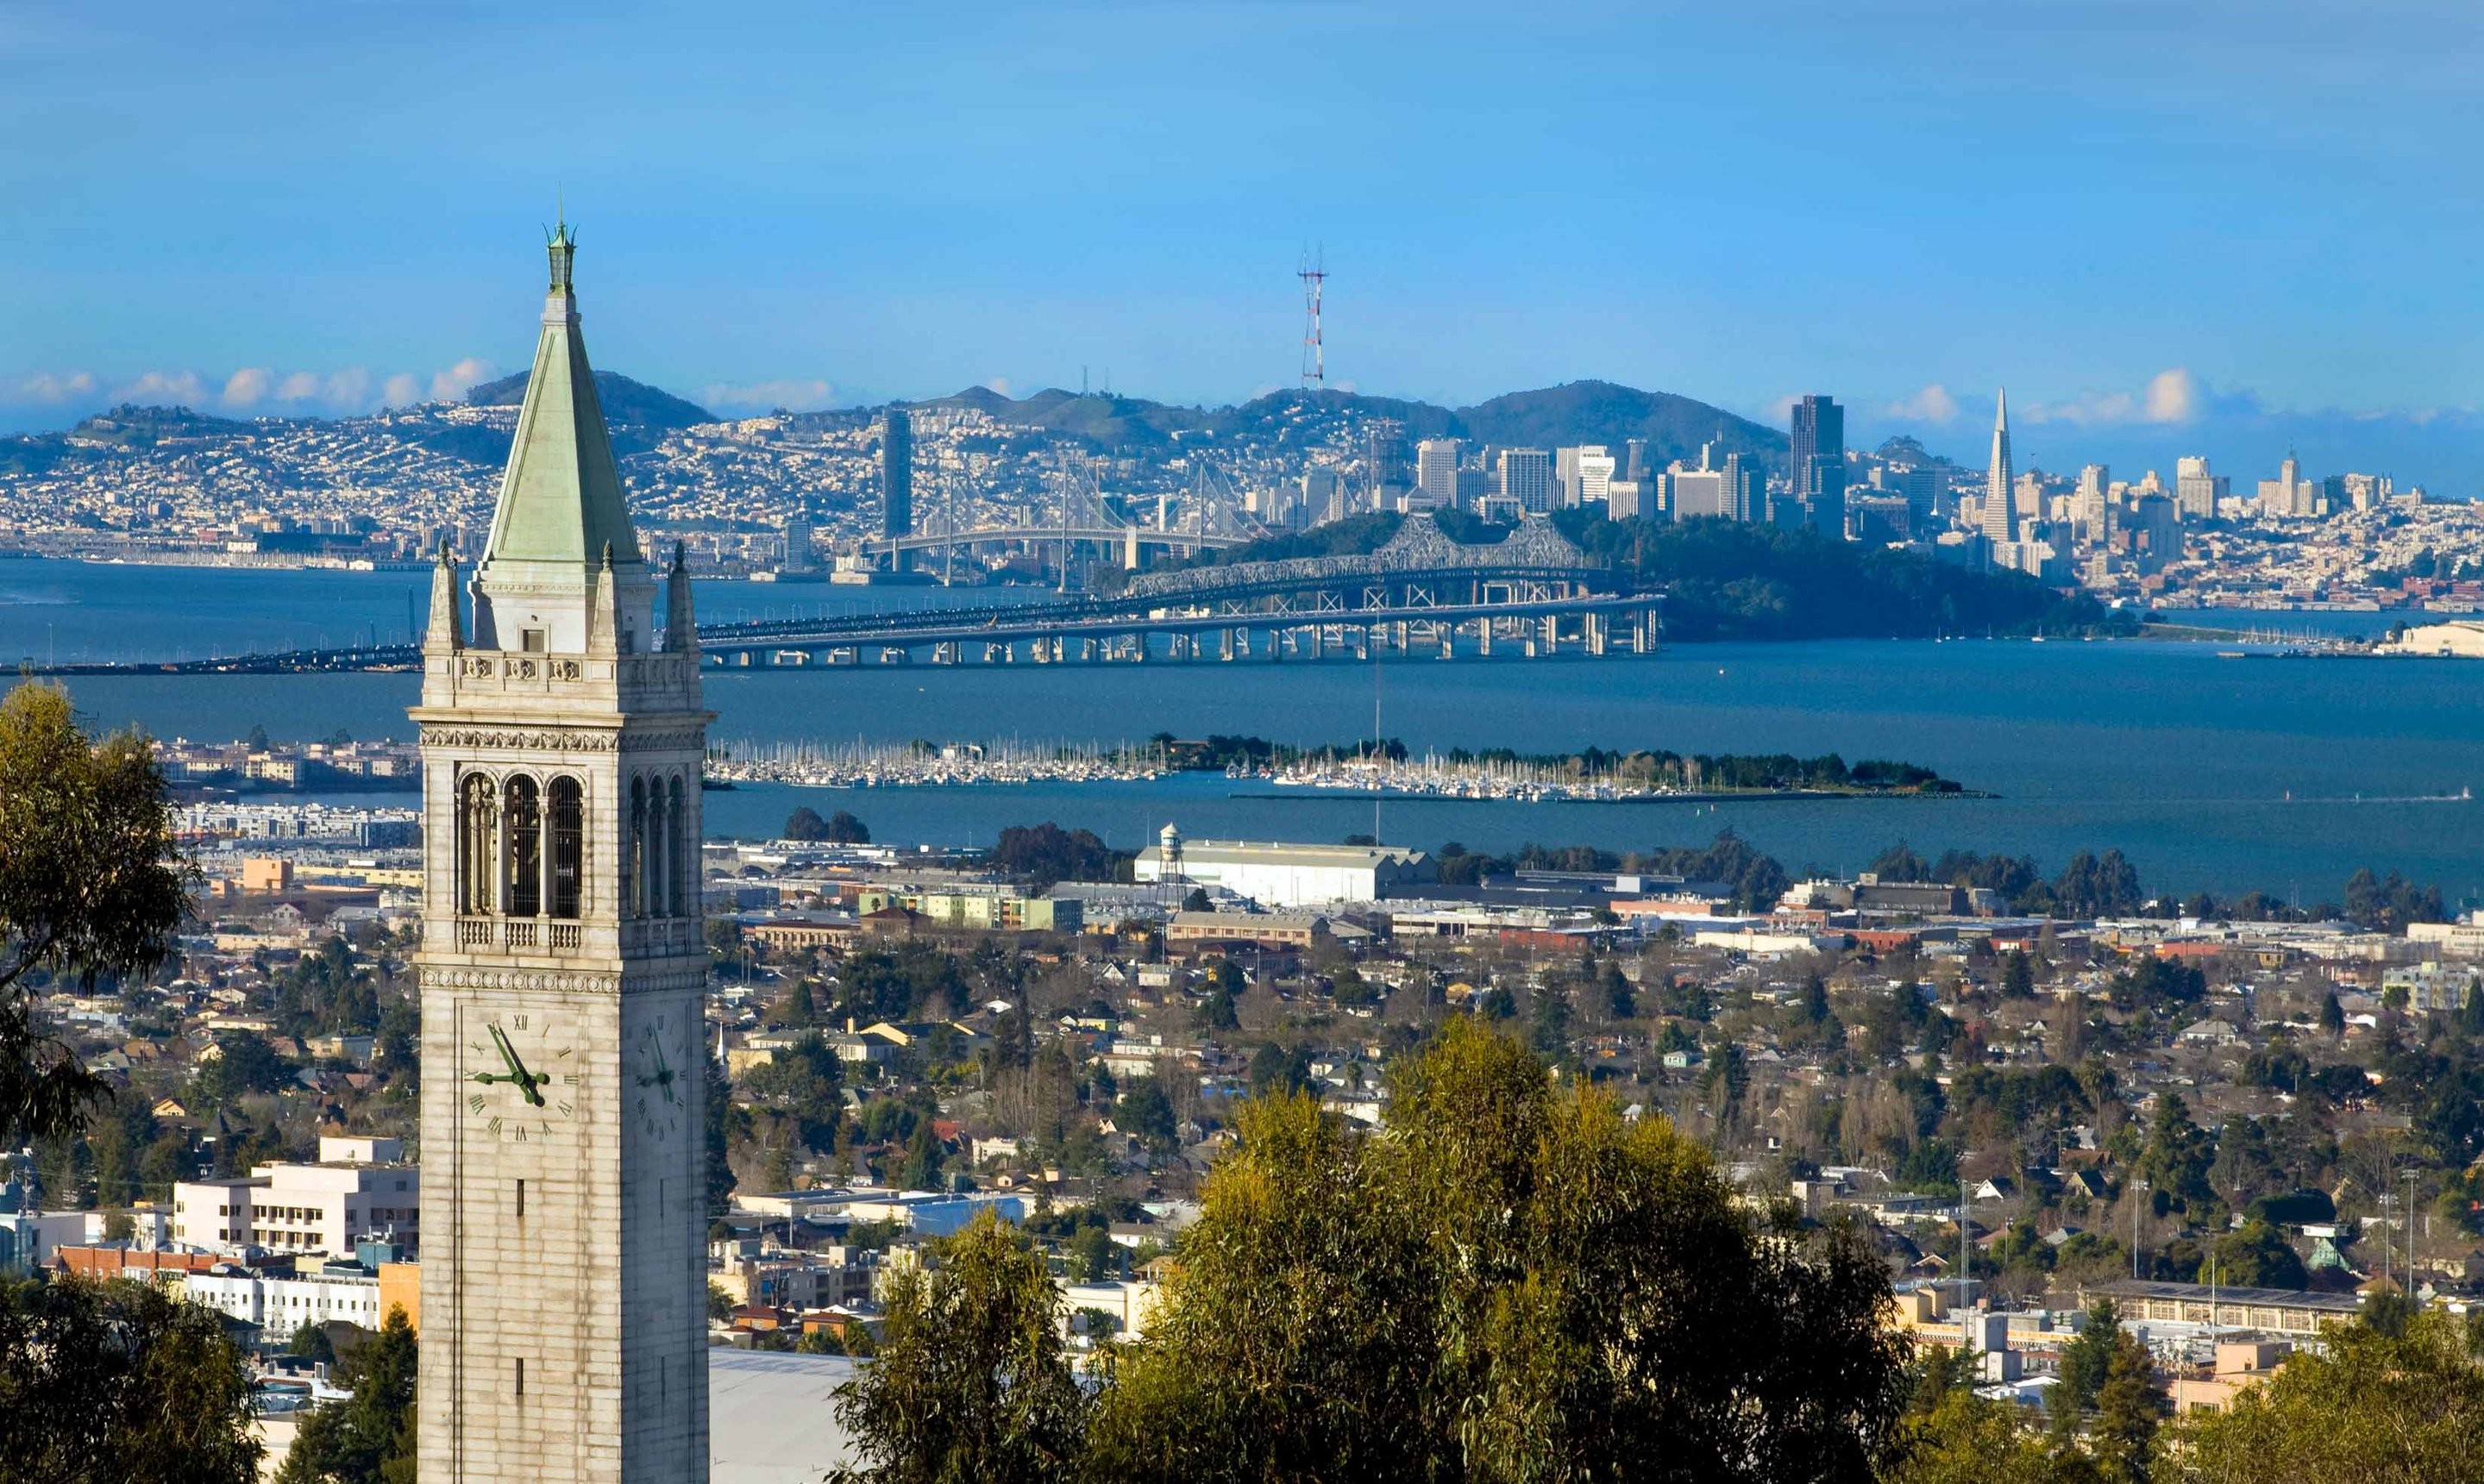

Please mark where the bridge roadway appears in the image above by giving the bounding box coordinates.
[701,590,1659,667]
[860,523,1252,558]
[31,542,1656,675]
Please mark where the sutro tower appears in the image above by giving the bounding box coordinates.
[1298,249,1327,388]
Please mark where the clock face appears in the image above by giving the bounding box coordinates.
[633,1010,693,1141]
[462,1009,580,1145]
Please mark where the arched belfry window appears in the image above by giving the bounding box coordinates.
[644,778,667,918]
[458,773,499,917]
[505,776,543,917]
[666,775,687,917]
[549,776,584,919]
[627,777,648,918]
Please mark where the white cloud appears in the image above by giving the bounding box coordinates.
[381,373,423,408]
[321,368,373,408]
[429,357,495,403]
[110,370,210,405]
[220,367,273,409]
[2144,366,2201,423]
[7,371,98,404]
[696,378,836,414]
[1885,384,1960,423]
[2024,367,2206,428]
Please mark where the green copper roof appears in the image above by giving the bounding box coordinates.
[480,239,640,569]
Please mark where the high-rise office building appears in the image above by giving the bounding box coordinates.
[2256,454,2313,517]
[1666,442,1755,522]
[1365,420,1410,510]
[2174,455,2226,521]
[1790,394,1846,537]
[1623,438,1650,484]
[1496,448,1554,514]
[1414,438,1464,508]
[415,223,711,1484]
[1981,389,2016,543]
[1556,445,1615,508]
[881,408,913,571]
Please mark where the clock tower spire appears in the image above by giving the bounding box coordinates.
[414,223,712,1484]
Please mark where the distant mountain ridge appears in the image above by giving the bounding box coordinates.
[466,369,713,429]
[1,375,1789,478]
[913,379,1788,470]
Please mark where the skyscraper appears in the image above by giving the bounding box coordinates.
[1414,438,1463,508]
[1981,389,2016,544]
[1496,448,1554,514]
[2174,455,2226,521]
[1365,419,1409,510]
[414,224,712,1484]
[1790,394,1846,537]
[1623,437,1650,484]
[1555,445,1615,508]
[881,408,913,572]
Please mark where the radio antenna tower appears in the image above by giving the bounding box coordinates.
[1298,248,1327,388]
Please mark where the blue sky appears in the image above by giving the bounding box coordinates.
[8,1,2484,484]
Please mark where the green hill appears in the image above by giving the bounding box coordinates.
[1457,381,1785,470]
[906,380,1778,466]
[465,370,713,428]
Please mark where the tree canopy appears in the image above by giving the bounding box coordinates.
[274,1306,418,1484]
[0,681,194,1142]
[0,1274,260,1484]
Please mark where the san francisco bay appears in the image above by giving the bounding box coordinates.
[6,557,2480,902]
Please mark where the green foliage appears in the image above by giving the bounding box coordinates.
[193,1029,296,1105]
[0,1274,260,1484]
[836,942,970,1024]
[990,823,1127,892]
[2136,1094,2218,1215]
[1067,1224,1118,1282]
[289,1320,337,1363]
[2208,1221,2307,1291]
[2174,1312,2484,1480]
[784,806,871,844]
[2090,1330,2164,1483]
[1889,1387,2087,1484]
[1552,510,2123,641]
[2112,958,2209,1018]
[1116,1076,1177,1154]
[2342,867,2448,932]
[831,1209,1089,1484]
[0,681,197,1142]
[743,1033,847,1152]
[275,1306,417,1484]
[1082,1020,1911,1482]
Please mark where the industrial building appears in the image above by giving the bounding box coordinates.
[1133,824,1435,907]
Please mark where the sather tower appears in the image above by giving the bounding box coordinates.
[413,221,712,1483]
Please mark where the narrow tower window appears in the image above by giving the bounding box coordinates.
[628,777,648,918]
[459,773,499,917]
[505,776,542,917]
[644,780,667,918]
[666,776,687,917]
[549,776,584,918]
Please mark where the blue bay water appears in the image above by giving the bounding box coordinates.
[4,558,2480,904]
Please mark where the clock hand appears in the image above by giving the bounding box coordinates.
[489,1025,548,1107]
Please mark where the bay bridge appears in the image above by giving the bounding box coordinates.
[34,516,1660,676]
[865,455,1263,577]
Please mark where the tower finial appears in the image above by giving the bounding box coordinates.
[546,204,577,295]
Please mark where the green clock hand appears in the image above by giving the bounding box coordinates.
[489,1024,548,1107]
